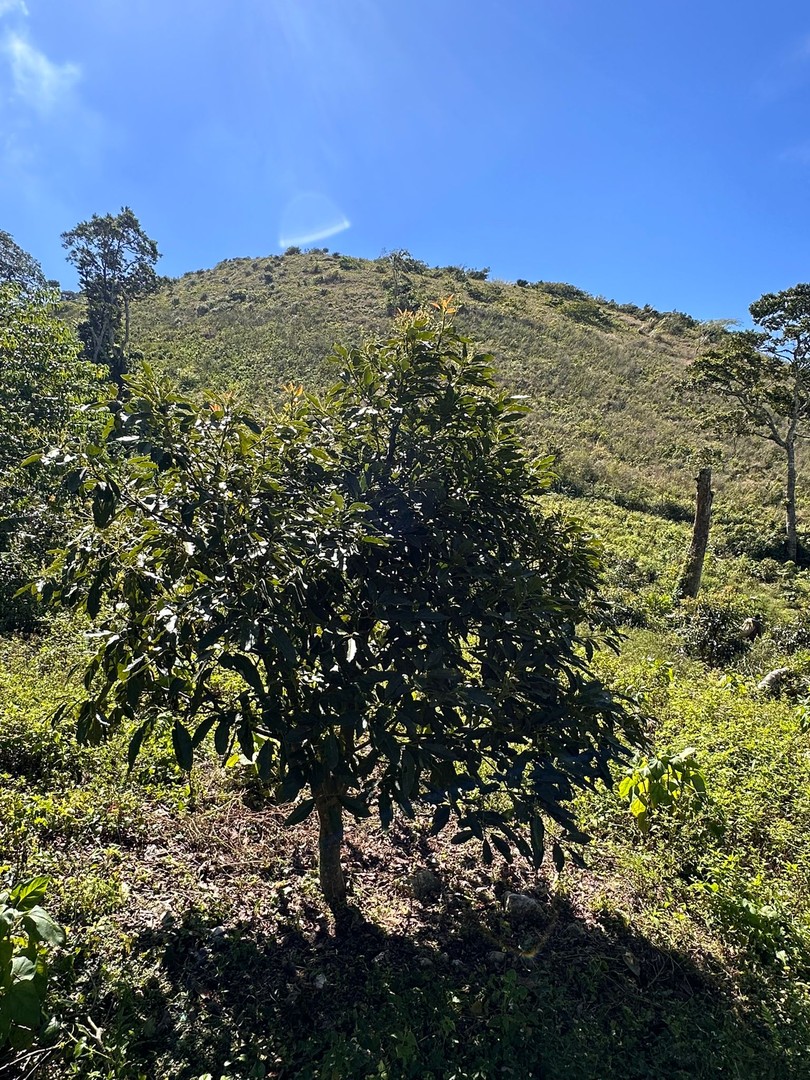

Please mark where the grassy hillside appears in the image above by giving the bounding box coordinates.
[11,255,808,1077]
[126,249,795,552]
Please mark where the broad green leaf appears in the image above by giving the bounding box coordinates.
[9,878,49,910]
[284,798,315,826]
[172,719,194,771]
[22,907,65,947]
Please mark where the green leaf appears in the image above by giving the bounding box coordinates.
[429,804,451,836]
[378,793,393,829]
[22,907,65,947]
[127,720,151,772]
[490,834,513,863]
[338,794,371,818]
[6,977,41,1028]
[9,878,49,910]
[617,776,634,799]
[214,717,231,756]
[551,842,565,874]
[219,653,266,698]
[256,739,274,783]
[197,616,235,652]
[269,626,297,666]
[172,719,194,771]
[284,798,315,826]
[529,815,545,867]
[191,713,218,749]
[237,717,255,760]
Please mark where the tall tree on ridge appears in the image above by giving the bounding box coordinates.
[688,284,810,563]
[62,207,160,385]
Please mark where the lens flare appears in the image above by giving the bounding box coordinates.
[279,192,350,248]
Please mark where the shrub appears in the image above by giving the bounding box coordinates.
[674,597,754,667]
[772,613,810,654]
[0,876,65,1051]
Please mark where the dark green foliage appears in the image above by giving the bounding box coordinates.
[771,612,810,653]
[0,231,46,295]
[40,309,638,907]
[0,286,100,632]
[673,597,753,667]
[537,281,592,302]
[62,207,160,385]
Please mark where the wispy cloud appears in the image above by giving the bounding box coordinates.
[3,32,81,112]
[0,1,28,17]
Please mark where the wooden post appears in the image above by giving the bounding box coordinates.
[675,467,713,600]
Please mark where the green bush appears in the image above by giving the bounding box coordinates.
[772,613,810,654]
[674,597,753,667]
[0,876,65,1051]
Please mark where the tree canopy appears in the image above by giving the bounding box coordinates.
[62,207,160,384]
[0,285,100,630]
[689,283,810,562]
[0,230,47,295]
[39,307,638,919]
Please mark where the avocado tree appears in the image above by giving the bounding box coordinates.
[61,207,160,385]
[38,307,637,922]
[688,284,810,562]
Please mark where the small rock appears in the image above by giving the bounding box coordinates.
[409,869,442,902]
[504,892,541,917]
[487,950,507,966]
[210,925,227,939]
[757,667,793,696]
[313,973,327,989]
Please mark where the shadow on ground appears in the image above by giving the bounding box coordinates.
[59,878,805,1080]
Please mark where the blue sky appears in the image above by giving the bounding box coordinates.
[1,0,808,322]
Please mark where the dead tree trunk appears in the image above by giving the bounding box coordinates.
[675,467,713,600]
[786,438,798,563]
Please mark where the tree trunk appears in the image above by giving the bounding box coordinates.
[675,467,713,600]
[786,440,798,563]
[123,294,131,353]
[316,788,347,916]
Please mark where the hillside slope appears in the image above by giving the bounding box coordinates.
[127,249,793,550]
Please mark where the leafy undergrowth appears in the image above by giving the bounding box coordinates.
[5,494,810,1078]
